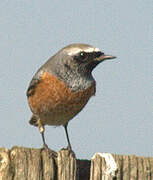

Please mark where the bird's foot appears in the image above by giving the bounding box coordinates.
[61,145,76,158]
[41,143,57,158]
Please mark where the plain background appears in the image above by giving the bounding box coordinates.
[0,0,152,159]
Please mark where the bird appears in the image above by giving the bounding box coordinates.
[26,43,116,151]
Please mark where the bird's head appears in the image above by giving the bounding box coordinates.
[42,43,116,91]
[57,43,116,75]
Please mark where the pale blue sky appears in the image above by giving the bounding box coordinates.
[0,0,152,159]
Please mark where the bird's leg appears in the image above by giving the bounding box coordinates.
[37,119,48,148]
[63,124,75,157]
[38,119,57,157]
[64,123,72,150]
[41,130,48,150]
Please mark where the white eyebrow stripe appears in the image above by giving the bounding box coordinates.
[67,47,101,55]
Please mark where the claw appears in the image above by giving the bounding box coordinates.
[61,146,76,158]
[42,144,57,158]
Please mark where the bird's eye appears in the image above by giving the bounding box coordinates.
[79,52,88,60]
[74,51,88,62]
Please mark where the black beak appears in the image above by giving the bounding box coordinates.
[86,52,116,72]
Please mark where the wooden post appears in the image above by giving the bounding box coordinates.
[0,147,152,180]
[57,149,76,180]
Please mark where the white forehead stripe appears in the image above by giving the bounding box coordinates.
[66,47,100,56]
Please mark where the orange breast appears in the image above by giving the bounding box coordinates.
[28,72,95,125]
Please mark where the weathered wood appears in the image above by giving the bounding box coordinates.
[129,155,137,179]
[10,147,42,180]
[41,149,55,180]
[114,154,122,180]
[90,152,153,180]
[57,149,76,180]
[0,148,12,180]
[90,153,118,180]
[0,147,152,180]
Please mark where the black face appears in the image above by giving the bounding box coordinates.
[73,51,89,63]
[74,51,104,63]
[73,51,104,74]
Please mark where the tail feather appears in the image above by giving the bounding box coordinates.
[29,115,39,127]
